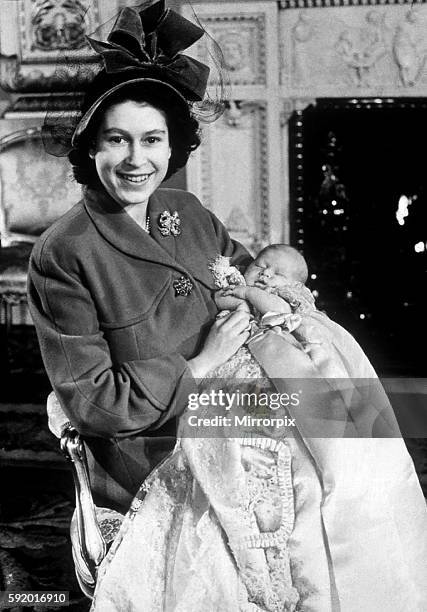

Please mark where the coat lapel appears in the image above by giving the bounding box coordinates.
[148,190,215,289]
[84,186,215,289]
[84,187,183,273]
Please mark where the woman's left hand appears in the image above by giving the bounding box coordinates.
[187,308,251,378]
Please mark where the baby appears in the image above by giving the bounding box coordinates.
[211,243,375,390]
[213,243,315,321]
[209,243,400,439]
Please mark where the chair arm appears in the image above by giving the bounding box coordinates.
[47,393,122,597]
[60,424,107,581]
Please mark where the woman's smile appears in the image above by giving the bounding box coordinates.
[117,172,154,184]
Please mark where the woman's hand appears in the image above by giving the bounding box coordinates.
[214,288,248,312]
[188,307,251,378]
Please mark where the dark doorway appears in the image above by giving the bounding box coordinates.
[290,99,427,376]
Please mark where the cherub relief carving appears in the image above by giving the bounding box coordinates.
[334,10,387,87]
[32,0,88,51]
[393,9,427,87]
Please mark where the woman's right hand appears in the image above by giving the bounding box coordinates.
[188,307,250,378]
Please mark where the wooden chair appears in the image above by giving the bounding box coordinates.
[47,393,123,598]
[47,393,124,599]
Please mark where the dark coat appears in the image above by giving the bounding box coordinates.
[28,186,251,511]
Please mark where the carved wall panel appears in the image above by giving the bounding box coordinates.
[0,0,135,92]
[19,0,100,61]
[187,13,267,86]
[182,2,284,251]
[280,3,427,98]
[187,102,269,252]
[183,1,281,90]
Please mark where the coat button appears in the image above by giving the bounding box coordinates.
[173,276,193,296]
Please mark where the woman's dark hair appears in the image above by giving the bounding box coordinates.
[68,82,201,185]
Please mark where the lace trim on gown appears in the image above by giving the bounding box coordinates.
[196,346,300,611]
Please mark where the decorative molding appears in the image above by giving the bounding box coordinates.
[280,99,295,126]
[0,0,123,92]
[280,98,315,125]
[0,57,101,93]
[4,94,83,115]
[280,0,426,8]
[188,13,267,86]
[289,107,306,251]
[223,100,246,128]
[258,103,270,248]
[313,96,427,109]
[294,97,317,112]
[280,4,427,98]
[223,100,266,128]
[183,2,280,249]
[187,101,269,252]
[18,0,100,62]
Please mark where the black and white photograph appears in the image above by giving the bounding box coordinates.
[0,0,426,610]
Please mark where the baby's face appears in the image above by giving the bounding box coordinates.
[245,250,296,290]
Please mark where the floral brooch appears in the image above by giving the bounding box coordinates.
[173,276,193,296]
[158,211,181,236]
[208,255,246,289]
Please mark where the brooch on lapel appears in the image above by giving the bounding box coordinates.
[173,276,193,296]
[158,211,181,236]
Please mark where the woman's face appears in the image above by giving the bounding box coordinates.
[90,100,171,209]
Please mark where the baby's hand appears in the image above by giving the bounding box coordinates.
[222,285,248,300]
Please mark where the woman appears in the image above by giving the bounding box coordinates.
[28,2,252,513]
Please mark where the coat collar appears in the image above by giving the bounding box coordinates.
[83,186,215,288]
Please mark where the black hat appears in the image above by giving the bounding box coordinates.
[44,1,212,155]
